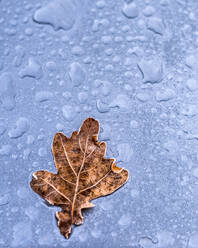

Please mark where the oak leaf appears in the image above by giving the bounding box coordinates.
[30,118,129,238]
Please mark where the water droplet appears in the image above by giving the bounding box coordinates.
[100,123,111,141]
[38,147,47,157]
[122,2,139,19]
[186,78,198,91]
[130,120,138,129]
[156,231,174,247]
[181,104,198,117]
[0,193,9,205]
[23,148,31,160]
[45,61,56,72]
[13,45,25,67]
[78,92,88,104]
[117,143,133,163]
[136,92,151,102]
[118,214,131,227]
[62,105,76,121]
[139,236,156,248]
[56,123,64,131]
[26,135,35,145]
[185,54,198,69]
[35,91,53,102]
[110,94,131,111]
[19,57,42,79]
[101,35,112,45]
[156,88,176,102]
[69,62,86,86]
[62,91,72,100]
[0,144,12,156]
[71,46,84,56]
[99,80,112,96]
[163,140,178,154]
[0,72,16,110]
[96,0,106,9]
[130,189,139,198]
[25,28,33,36]
[33,0,76,31]
[147,17,164,35]
[4,28,17,36]
[96,99,110,113]
[138,57,163,83]
[8,117,29,138]
[143,5,156,17]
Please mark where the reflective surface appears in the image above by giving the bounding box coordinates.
[0,0,198,247]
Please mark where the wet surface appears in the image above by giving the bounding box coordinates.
[0,0,198,247]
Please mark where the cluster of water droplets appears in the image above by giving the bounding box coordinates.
[0,0,198,247]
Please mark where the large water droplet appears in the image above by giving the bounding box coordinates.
[138,57,163,83]
[122,2,139,19]
[33,0,76,31]
[186,78,198,91]
[19,57,42,79]
[8,117,29,138]
[147,17,164,35]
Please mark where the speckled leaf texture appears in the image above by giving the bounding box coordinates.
[30,118,129,238]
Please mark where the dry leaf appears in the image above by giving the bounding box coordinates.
[30,118,129,238]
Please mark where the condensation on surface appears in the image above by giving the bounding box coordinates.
[0,0,198,247]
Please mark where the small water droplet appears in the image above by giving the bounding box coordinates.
[78,92,88,104]
[62,105,76,121]
[118,214,131,227]
[0,145,12,156]
[69,62,86,86]
[35,91,53,102]
[38,147,47,157]
[156,88,176,102]
[136,92,151,102]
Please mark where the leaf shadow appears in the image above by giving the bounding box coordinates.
[82,207,95,217]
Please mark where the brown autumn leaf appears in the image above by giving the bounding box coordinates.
[30,118,129,238]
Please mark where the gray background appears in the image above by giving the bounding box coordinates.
[0,0,198,247]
